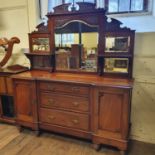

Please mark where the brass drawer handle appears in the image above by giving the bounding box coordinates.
[99,92,104,97]
[73,102,79,107]
[48,116,56,120]
[71,87,80,92]
[72,119,79,124]
[48,99,55,104]
[47,85,55,91]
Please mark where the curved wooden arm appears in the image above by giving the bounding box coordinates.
[0,37,20,67]
[0,38,8,46]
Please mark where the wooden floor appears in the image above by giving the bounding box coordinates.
[0,124,155,155]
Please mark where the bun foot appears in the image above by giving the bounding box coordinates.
[120,150,127,155]
[34,130,40,137]
[92,143,101,151]
[17,125,23,132]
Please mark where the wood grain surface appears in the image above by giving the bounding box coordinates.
[12,70,133,88]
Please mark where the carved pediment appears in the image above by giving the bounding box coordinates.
[31,22,48,34]
[47,2,106,16]
[106,17,134,32]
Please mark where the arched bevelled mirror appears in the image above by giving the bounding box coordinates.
[54,20,98,72]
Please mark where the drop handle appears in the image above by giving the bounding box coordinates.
[72,119,79,124]
[48,116,56,120]
[47,86,55,91]
[48,99,55,104]
[73,102,80,107]
[71,87,80,92]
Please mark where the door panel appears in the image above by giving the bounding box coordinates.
[93,87,131,139]
[99,92,123,133]
[14,80,36,123]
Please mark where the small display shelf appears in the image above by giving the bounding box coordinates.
[103,31,134,77]
[29,33,51,54]
[28,24,53,71]
[25,52,52,71]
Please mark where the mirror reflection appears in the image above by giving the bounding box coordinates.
[55,21,98,72]
[105,37,130,52]
[32,38,50,52]
[104,58,128,73]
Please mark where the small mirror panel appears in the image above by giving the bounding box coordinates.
[105,37,130,53]
[32,38,50,52]
[104,58,129,73]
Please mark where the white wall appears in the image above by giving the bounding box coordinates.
[0,0,40,68]
[131,33,155,143]
[0,0,29,48]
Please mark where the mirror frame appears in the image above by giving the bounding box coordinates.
[54,20,99,72]
[47,2,106,74]
[38,2,135,78]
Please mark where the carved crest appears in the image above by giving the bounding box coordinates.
[105,17,134,32]
[31,22,48,34]
[47,2,106,16]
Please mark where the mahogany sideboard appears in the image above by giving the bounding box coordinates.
[10,3,135,154]
[12,70,133,153]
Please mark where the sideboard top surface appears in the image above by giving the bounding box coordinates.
[12,70,133,89]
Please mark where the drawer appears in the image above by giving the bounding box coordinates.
[39,82,89,96]
[40,108,89,131]
[40,92,89,112]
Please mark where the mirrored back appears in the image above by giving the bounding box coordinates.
[55,21,98,72]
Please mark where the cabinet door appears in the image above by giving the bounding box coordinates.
[0,76,6,94]
[14,79,37,129]
[6,77,13,95]
[93,87,131,140]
